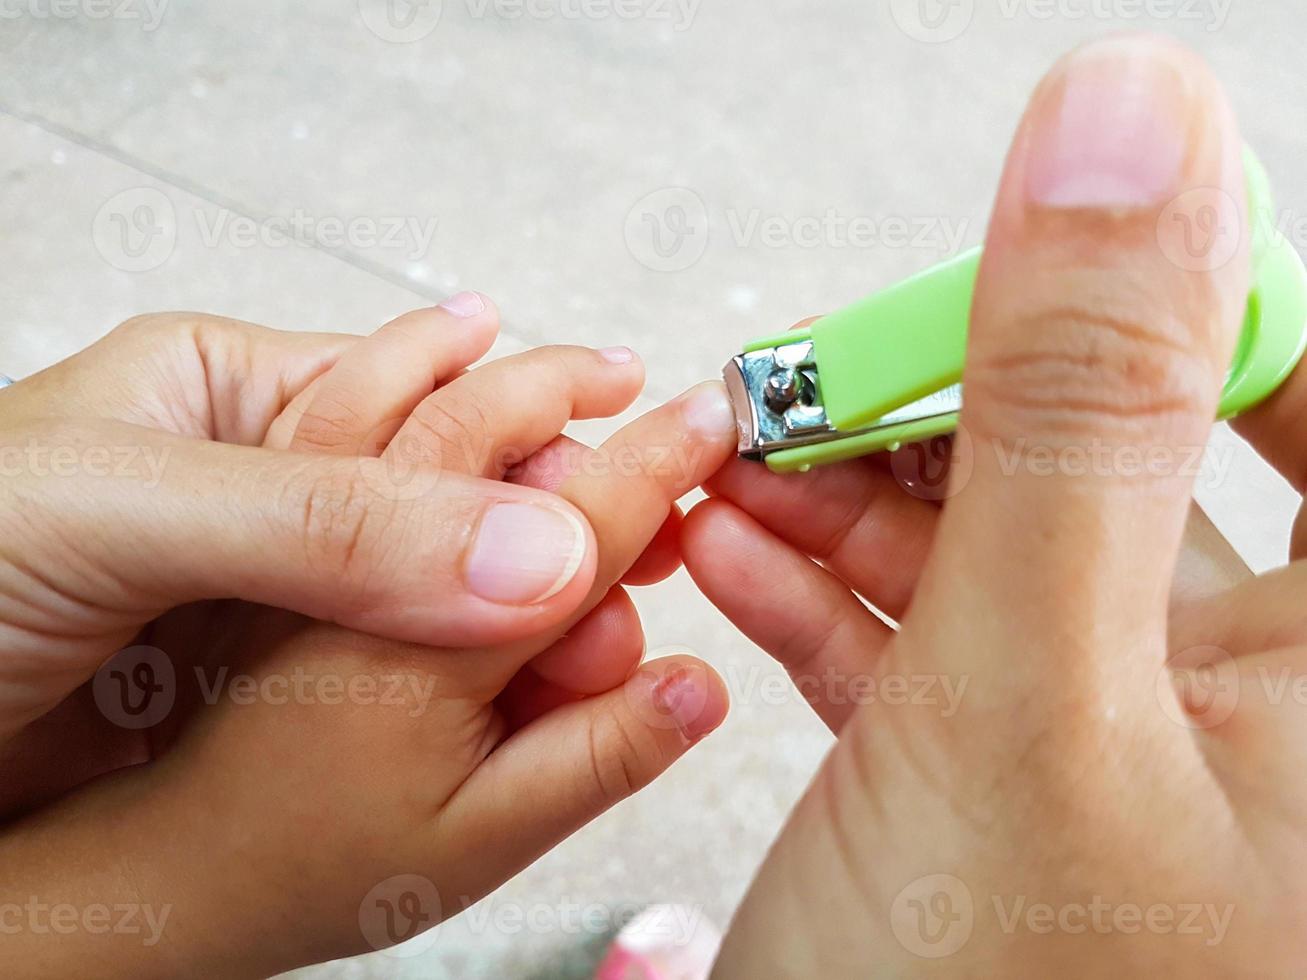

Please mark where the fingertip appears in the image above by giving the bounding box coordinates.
[598,345,642,371]
[607,380,735,500]
[788,314,824,332]
[678,380,736,443]
[629,654,729,745]
[595,345,647,415]
[621,505,683,586]
[529,586,644,695]
[418,292,501,369]
[968,30,1247,462]
[436,289,498,324]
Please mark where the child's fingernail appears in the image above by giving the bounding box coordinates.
[466,502,586,604]
[1023,37,1192,209]
[437,290,486,318]
[652,664,726,742]
[598,345,636,365]
[680,382,735,438]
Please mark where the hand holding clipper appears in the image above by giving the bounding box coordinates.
[726,149,1307,473]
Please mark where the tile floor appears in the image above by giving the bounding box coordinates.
[1,3,1303,976]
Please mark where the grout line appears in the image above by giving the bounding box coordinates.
[0,103,443,300]
[0,101,603,380]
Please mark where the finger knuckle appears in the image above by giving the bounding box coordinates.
[410,398,494,470]
[111,312,224,345]
[110,312,184,344]
[585,702,652,805]
[293,465,399,602]
[967,302,1215,445]
[539,345,584,376]
[293,397,371,453]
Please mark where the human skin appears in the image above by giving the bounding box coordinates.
[1,31,1289,976]
[0,303,602,743]
[0,300,684,813]
[685,34,1307,977]
[0,301,735,976]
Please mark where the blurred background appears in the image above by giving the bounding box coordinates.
[1,1,1303,976]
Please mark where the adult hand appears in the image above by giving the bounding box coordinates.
[0,313,736,978]
[686,35,1305,974]
[0,303,604,779]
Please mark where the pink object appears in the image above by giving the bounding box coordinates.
[594,905,722,980]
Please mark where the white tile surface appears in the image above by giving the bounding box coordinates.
[2,4,1304,977]
[7,2,1305,401]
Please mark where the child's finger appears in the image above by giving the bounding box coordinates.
[383,345,645,478]
[1230,371,1307,560]
[557,382,737,590]
[496,667,583,732]
[192,323,360,447]
[497,588,644,728]
[1232,361,1307,496]
[682,499,892,731]
[707,455,937,620]
[621,505,684,586]
[438,655,727,903]
[466,384,736,690]
[1168,560,1307,661]
[527,586,644,695]
[1171,502,1252,604]
[273,294,500,454]
[510,438,686,586]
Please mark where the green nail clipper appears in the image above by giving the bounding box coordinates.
[725,149,1307,473]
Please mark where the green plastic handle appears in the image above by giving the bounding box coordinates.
[760,150,1307,473]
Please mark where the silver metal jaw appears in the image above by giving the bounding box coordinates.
[724,341,839,459]
[724,340,964,461]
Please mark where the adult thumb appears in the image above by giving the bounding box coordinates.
[915,35,1249,687]
[20,422,598,649]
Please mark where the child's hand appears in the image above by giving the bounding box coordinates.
[0,302,634,811]
[0,296,736,978]
[685,35,1306,976]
